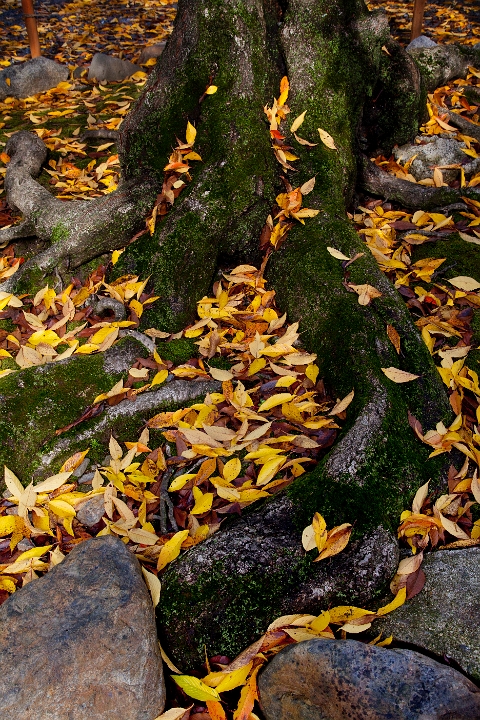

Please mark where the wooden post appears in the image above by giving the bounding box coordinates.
[21,0,41,58]
[411,0,427,41]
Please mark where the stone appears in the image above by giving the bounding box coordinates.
[406,35,437,52]
[138,42,167,64]
[0,536,165,719]
[258,639,480,720]
[0,57,68,100]
[72,458,91,478]
[394,135,480,183]
[88,53,142,83]
[374,547,480,681]
[408,45,472,92]
[76,493,106,527]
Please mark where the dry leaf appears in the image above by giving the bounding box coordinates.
[318,128,337,150]
[381,367,419,383]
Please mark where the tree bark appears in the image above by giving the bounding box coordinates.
[0,0,460,669]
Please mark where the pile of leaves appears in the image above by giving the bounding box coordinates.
[0,264,158,373]
[368,0,480,46]
[0,0,175,66]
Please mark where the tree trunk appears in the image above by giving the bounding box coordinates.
[1,0,466,670]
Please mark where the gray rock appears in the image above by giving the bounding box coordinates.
[408,45,472,92]
[258,639,480,720]
[88,53,142,83]
[138,42,167,64]
[394,135,480,182]
[0,536,165,719]
[406,35,437,52]
[374,547,480,681]
[0,57,68,100]
[76,494,106,527]
[72,458,91,478]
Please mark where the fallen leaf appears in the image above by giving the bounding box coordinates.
[381,367,419,383]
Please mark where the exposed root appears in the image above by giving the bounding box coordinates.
[0,219,36,246]
[86,295,127,321]
[360,155,480,210]
[80,129,119,142]
[34,379,221,477]
[433,105,480,145]
[0,131,159,291]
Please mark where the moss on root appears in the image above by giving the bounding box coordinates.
[0,339,147,483]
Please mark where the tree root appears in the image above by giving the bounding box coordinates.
[433,105,480,145]
[81,129,118,142]
[0,131,158,292]
[360,155,480,210]
[34,379,221,478]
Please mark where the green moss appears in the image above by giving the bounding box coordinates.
[51,222,70,244]
[156,337,198,365]
[0,339,146,482]
[159,553,312,669]
[411,232,480,280]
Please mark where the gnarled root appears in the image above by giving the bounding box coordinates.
[0,131,158,292]
[360,155,480,210]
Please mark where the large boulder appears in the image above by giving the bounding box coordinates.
[258,638,480,720]
[0,536,165,720]
[374,547,480,681]
[88,54,142,83]
[0,57,68,100]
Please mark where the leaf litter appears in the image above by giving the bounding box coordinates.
[0,13,478,711]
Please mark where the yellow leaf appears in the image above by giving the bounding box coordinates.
[209,366,234,381]
[318,128,337,150]
[256,455,286,486]
[448,276,480,292]
[157,529,189,571]
[305,363,319,385]
[214,662,253,693]
[0,577,16,593]
[329,390,354,416]
[90,325,117,345]
[259,393,295,412]
[173,675,220,702]
[152,708,191,720]
[312,512,327,552]
[60,450,89,473]
[223,458,242,483]
[142,566,161,606]
[151,369,169,387]
[381,367,419,383]
[316,523,352,561]
[47,499,76,518]
[248,358,267,376]
[308,610,331,633]
[0,515,21,537]
[4,466,24,497]
[186,121,197,146]
[327,247,350,261]
[301,523,316,552]
[290,111,307,133]
[191,486,214,515]
[376,586,407,616]
[111,249,124,265]
[206,85,218,94]
[328,606,375,623]
[16,545,52,562]
[34,471,73,493]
